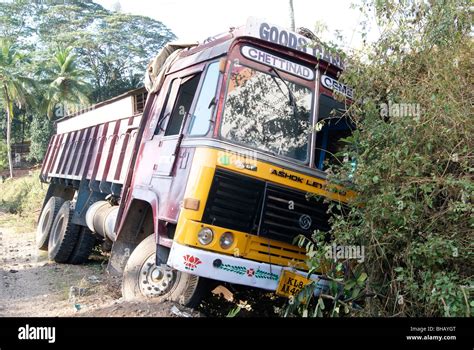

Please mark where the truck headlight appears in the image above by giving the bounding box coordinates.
[220,232,234,249]
[198,227,214,245]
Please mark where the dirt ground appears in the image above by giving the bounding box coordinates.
[0,226,203,317]
[0,221,283,317]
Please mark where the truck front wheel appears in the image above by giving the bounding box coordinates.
[122,235,208,308]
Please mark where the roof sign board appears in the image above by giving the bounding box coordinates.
[321,74,354,99]
[241,46,315,80]
[244,17,345,70]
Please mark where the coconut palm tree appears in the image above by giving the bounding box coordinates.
[0,39,30,178]
[289,0,296,31]
[43,47,90,119]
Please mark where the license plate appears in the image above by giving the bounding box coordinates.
[276,270,312,298]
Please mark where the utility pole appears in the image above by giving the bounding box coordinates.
[289,0,295,31]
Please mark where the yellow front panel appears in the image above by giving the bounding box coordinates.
[178,146,355,269]
[174,218,307,269]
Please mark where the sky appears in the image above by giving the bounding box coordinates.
[95,0,378,51]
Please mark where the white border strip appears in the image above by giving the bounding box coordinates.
[168,242,328,294]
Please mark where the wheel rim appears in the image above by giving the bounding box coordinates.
[138,254,177,298]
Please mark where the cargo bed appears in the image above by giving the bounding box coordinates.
[40,88,147,196]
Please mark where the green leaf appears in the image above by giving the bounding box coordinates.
[318,297,325,310]
[344,280,356,290]
[351,287,361,299]
[357,272,368,283]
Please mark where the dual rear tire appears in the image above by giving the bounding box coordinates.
[37,198,96,264]
[48,200,81,263]
[37,198,209,307]
[36,196,64,251]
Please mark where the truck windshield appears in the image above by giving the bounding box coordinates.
[220,64,312,162]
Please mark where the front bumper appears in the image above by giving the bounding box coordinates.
[168,242,329,295]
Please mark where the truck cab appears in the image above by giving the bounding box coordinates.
[38,18,355,306]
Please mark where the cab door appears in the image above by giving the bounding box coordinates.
[153,73,202,176]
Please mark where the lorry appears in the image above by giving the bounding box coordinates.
[37,18,355,306]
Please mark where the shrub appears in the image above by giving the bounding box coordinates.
[0,170,46,215]
[289,0,473,317]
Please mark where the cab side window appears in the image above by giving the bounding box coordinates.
[187,62,220,135]
[165,74,201,136]
[154,79,180,135]
[315,94,354,170]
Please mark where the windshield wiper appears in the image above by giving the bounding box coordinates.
[269,67,298,111]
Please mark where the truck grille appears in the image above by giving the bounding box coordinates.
[259,184,331,243]
[202,169,265,233]
[202,168,331,244]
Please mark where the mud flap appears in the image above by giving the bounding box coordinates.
[156,243,170,266]
[106,240,135,276]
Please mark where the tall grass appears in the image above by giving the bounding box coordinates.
[0,170,46,232]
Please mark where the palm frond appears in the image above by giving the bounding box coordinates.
[44,46,91,120]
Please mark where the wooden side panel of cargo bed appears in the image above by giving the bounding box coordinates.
[104,119,129,182]
[107,115,140,184]
[88,123,109,183]
[95,120,121,184]
[77,126,99,178]
[41,113,142,189]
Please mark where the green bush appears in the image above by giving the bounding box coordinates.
[0,170,46,215]
[290,0,473,317]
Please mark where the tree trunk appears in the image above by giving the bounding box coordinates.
[4,85,14,178]
[289,0,296,31]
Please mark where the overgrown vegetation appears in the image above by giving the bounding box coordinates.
[27,115,54,162]
[287,0,473,317]
[0,170,46,232]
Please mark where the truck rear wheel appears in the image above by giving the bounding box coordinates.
[48,201,80,263]
[36,196,64,251]
[67,227,97,265]
[122,235,208,308]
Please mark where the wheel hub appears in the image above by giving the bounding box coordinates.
[139,255,176,297]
